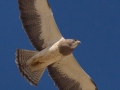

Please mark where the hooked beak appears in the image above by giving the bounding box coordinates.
[76,40,81,44]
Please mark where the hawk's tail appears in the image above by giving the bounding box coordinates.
[15,49,46,86]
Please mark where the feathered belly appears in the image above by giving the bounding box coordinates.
[27,45,63,71]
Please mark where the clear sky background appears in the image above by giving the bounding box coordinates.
[0,0,120,90]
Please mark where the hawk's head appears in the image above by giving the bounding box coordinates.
[58,39,81,56]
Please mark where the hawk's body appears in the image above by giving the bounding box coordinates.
[16,0,98,90]
[26,37,64,71]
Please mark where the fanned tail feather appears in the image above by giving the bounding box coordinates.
[15,49,46,86]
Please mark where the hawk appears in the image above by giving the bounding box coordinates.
[16,0,98,90]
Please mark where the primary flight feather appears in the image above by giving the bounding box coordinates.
[16,0,98,90]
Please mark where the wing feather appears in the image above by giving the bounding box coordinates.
[18,0,62,51]
[48,54,97,90]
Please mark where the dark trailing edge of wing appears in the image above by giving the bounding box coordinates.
[48,65,81,90]
[48,64,98,90]
[18,0,44,51]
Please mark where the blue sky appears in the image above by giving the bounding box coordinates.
[0,0,120,90]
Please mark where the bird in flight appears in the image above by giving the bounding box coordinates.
[16,0,98,90]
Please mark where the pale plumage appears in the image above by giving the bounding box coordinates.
[16,0,98,90]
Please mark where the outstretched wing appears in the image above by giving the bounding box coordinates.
[48,54,98,90]
[18,0,62,51]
